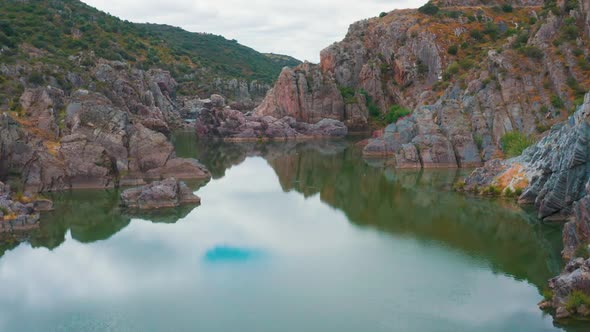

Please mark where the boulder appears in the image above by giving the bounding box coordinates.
[120,178,201,210]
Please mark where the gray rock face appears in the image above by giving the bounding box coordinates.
[1,88,212,193]
[196,104,348,141]
[464,92,590,318]
[120,178,200,210]
[464,92,590,223]
[539,257,590,318]
[255,63,368,130]
[0,181,53,233]
[363,103,474,168]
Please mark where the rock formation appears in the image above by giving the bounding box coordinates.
[462,92,590,318]
[257,0,590,167]
[195,95,348,141]
[0,60,213,193]
[0,181,52,233]
[120,178,201,210]
[463,92,590,224]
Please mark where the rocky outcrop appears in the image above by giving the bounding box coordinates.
[0,181,53,233]
[0,86,211,193]
[462,92,590,319]
[196,98,347,141]
[464,92,590,224]
[363,96,481,168]
[255,63,368,130]
[257,1,590,167]
[120,178,200,210]
[539,257,590,319]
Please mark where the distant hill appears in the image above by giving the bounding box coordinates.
[0,0,300,104]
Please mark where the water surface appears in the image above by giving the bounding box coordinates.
[0,133,579,331]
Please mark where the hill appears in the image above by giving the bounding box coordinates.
[0,0,301,106]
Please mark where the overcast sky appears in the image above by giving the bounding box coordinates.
[81,0,425,62]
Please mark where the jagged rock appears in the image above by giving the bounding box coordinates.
[0,181,50,232]
[210,94,226,108]
[464,92,590,223]
[19,87,65,138]
[543,257,590,318]
[2,87,212,192]
[556,307,571,319]
[196,106,348,141]
[0,114,34,178]
[256,3,588,168]
[255,63,368,130]
[120,178,200,210]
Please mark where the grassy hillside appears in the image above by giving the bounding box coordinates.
[0,0,300,102]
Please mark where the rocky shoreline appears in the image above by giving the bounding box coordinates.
[0,181,53,233]
[460,92,590,320]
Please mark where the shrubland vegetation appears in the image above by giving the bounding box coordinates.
[500,132,534,157]
[0,0,300,104]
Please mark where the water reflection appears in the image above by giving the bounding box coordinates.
[185,136,564,289]
[0,133,575,331]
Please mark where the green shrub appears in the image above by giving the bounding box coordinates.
[458,59,475,70]
[379,12,388,18]
[474,134,483,150]
[361,90,380,117]
[542,288,554,301]
[501,132,534,157]
[483,22,499,40]
[564,0,579,11]
[470,30,484,42]
[502,4,513,12]
[447,45,458,55]
[521,46,543,59]
[443,62,460,80]
[482,185,502,196]
[566,291,590,312]
[385,105,411,124]
[551,95,564,109]
[575,243,590,259]
[339,86,357,104]
[0,206,9,216]
[28,72,44,85]
[416,59,429,75]
[418,2,439,15]
[562,25,579,41]
[453,180,466,191]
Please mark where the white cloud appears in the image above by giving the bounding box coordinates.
[81,0,425,62]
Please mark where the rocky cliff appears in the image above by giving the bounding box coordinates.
[0,59,212,193]
[257,0,590,167]
[462,91,590,319]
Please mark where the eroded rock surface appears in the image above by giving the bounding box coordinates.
[196,99,347,141]
[256,1,590,168]
[0,181,52,233]
[0,58,223,194]
[120,178,200,210]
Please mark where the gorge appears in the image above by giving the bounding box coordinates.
[1,0,590,329]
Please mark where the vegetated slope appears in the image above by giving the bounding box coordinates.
[0,0,301,107]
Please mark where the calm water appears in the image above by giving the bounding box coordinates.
[0,132,581,331]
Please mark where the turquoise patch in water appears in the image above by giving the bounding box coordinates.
[204,245,263,263]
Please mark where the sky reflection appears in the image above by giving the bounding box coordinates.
[0,149,567,332]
